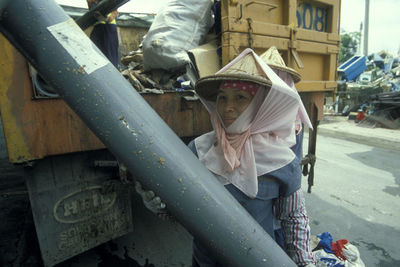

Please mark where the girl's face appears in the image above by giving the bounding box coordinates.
[216,88,254,127]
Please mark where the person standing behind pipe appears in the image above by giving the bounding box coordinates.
[87,0,119,68]
[260,46,315,266]
[189,48,315,267]
[133,48,316,266]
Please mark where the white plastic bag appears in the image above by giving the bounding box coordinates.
[142,0,214,71]
[343,243,365,267]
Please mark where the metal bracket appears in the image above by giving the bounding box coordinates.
[235,1,277,22]
[230,0,239,6]
[289,26,304,69]
[235,4,243,22]
[245,1,277,11]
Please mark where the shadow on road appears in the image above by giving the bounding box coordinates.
[347,147,400,197]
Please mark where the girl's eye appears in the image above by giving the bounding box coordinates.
[217,95,226,101]
[236,94,248,101]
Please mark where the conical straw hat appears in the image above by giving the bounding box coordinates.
[195,52,272,100]
[259,46,301,83]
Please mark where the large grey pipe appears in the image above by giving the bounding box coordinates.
[0,1,296,266]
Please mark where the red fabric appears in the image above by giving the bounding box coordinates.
[331,239,349,260]
[219,81,260,96]
[356,111,366,121]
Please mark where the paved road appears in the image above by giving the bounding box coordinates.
[303,132,400,267]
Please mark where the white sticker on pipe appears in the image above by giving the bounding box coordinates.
[48,18,109,74]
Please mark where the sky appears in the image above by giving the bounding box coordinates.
[56,0,400,55]
[340,0,400,56]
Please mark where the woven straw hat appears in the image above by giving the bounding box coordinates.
[195,52,272,101]
[259,46,301,83]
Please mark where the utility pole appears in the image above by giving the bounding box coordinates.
[363,0,370,56]
[358,22,363,55]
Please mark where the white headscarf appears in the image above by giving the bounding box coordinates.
[273,69,313,130]
[194,49,303,198]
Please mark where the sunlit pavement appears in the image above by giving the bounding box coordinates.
[303,120,400,267]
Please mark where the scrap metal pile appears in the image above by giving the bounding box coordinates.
[361,91,400,129]
[332,51,400,129]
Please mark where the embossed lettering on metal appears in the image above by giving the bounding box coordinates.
[53,186,116,224]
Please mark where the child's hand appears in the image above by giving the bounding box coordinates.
[135,181,168,218]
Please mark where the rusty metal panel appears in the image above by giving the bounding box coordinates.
[142,93,212,138]
[25,150,133,267]
[0,34,105,163]
[0,34,211,163]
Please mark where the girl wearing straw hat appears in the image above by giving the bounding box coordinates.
[191,48,315,267]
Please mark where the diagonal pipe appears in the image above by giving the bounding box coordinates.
[0,1,296,266]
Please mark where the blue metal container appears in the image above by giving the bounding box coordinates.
[338,55,367,81]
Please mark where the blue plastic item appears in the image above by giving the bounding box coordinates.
[316,232,334,253]
[338,55,367,81]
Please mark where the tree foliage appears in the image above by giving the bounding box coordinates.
[339,31,361,64]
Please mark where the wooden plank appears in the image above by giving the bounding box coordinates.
[221,31,338,95]
[221,17,340,45]
[221,0,285,26]
[221,32,339,54]
[296,81,337,92]
[287,0,297,25]
[328,53,338,81]
[296,29,340,43]
[141,93,211,138]
[221,17,291,38]
[300,92,325,120]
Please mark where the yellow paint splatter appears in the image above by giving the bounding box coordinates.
[157,157,165,165]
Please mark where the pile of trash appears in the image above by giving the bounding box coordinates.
[327,50,400,129]
[120,44,203,95]
[119,0,218,97]
[357,90,400,129]
[312,232,365,267]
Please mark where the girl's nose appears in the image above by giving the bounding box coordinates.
[224,100,235,112]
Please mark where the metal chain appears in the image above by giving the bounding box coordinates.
[247,17,254,49]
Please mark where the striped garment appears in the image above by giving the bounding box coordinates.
[276,189,316,266]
